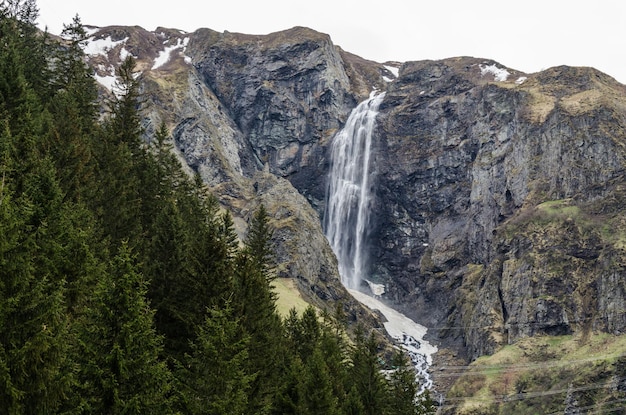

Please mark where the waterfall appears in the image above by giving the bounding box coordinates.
[324,91,438,394]
[324,91,385,289]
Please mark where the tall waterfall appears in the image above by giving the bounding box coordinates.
[323,91,385,289]
[324,91,438,394]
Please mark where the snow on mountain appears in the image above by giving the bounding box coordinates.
[83,35,128,57]
[479,63,510,81]
[152,37,190,70]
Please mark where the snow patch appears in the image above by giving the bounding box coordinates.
[83,36,128,57]
[383,76,394,83]
[479,63,510,82]
[94,73,117,92]
[349,289,437,392]
[84,26,100,37]
[515,76,528,85]
[119,47,133,62]
[93,64,119,93]
[349,290,437,364]
[365,280,386,296]
[384,65,400,78]
[152,37,191,70]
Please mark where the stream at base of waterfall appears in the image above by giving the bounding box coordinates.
[349,289,437,393]
[323,91,437,394]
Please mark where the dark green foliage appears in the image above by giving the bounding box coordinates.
[234,246,284,414]
[0,0,52,101]
[244,203,276,281]
[388,351,435,415]
[46,15,99,203]
[0,3,431,414]
[73,243,173,414]
[297,347,340,415]
[178,305,253,415]
[280,308,433,415]
[0,181,70,414]
[93,56,145,247]
[349,330,391,415]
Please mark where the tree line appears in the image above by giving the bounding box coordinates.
[0,1,434,413]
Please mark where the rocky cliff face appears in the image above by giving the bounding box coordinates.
[83,25,626,366]
[82,25,387,329]
[186,26,388,206]
[374,58,626,358]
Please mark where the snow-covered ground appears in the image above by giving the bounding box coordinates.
[384,65,400,78]
[479,63,510,82]
[383,64,400,82]
[349,289,437,392]
[83,35,127,57]
[152,37,190,70]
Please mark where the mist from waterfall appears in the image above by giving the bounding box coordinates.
[323,91,385,289]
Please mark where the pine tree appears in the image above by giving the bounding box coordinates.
[94,56,145,247]
[0,16,74,408]
[46,15,99,203]
[272,356,303,415]
[235,205,284,414]
[178,305,253,415]
[0,134,71,415]
[349,330,390,415]
[53,15,98,117]
[109,56,143,152]
[234,251,284,414]
[343,385,367,415]
[74,243,173,414]
[146,195,193,358]
[318,309,350,403]
[387,350,420,415]
[244,203,276,283]
[0,0,52,102]
[297,347,340,415]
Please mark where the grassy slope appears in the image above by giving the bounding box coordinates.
[273,278,313,317]
[441,333,626,414]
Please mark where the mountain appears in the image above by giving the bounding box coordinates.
[80,24,389,327]
[82,24,626,411]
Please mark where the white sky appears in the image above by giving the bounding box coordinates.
[37,0,626,84]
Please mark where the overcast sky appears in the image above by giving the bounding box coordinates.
[37,0,626,84]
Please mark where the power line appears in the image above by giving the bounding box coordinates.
[438,377,625,411]
[545,398,626,415]
[417,313,626,331]
[433,353,626,377]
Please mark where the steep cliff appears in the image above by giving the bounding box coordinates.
[82,25,386,330]
[187,26,388,206]
[83,23,626,390]
[374,57,626,359]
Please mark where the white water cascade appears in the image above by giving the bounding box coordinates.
[324,91,384,290]
[323,91,437,393]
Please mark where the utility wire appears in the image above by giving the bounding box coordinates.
[417,313,626,331]
[433,353,626,378]
[443,376,623,403]
[437,376,625,410]
[545,398,626,415]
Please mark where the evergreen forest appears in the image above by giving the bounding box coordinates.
[0,1,434,413]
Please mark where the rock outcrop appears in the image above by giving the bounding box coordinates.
[187,26,388,206]
[82,25,386,331]
[83,25,626,367]
[374,58,626,358]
